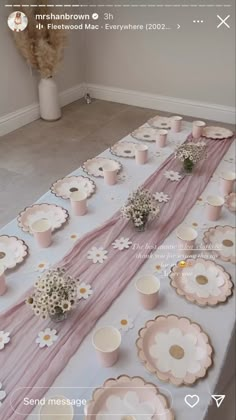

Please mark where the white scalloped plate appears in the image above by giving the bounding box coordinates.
[85,375,174,419]
[203,225,236,264]
[169,258,233,306]
[83,157,122,177]
[148,116,172,129]
[131,127,158,142]
[110,142,137,158]
[225,193,236,212]
[17,203,69,234]
[202,126,233,140]
[136,315,213,386]
[0,235,28,270]
[51,175,96,199]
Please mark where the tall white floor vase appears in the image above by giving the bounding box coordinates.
[38,78,62,121]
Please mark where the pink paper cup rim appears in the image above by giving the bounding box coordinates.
[135,144,148,152]
[92,326,121,353]
[70,190,87,201]
[30,219,51,233]
[220,171,236,181]
[158,129,168,136]
[176,226,198,241]
[193,120,206,127]
[135,275,160,296]
[206,195,224,207]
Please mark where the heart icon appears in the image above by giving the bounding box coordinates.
[184,394,200,408]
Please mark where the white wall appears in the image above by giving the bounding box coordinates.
[85,2,235,108]
[0,5,84,118]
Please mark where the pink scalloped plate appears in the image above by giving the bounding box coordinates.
[169,258,233,306]
[202,126,234,140]
[225,193,236,212]
[136,315,213,386]
[203,225,236,264]
[85,375,174,419]
[0,235,28,270]
[83,157,122,178]
[148,115,172,129]
[17,203,69,234]
[131,126,158,142]
[110,142,137,158]
[50,175,96,199]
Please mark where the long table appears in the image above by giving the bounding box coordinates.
[0,120,235,420]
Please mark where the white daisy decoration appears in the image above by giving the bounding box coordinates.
[196,196,205,206]
[87,246,108,264]
[117,316,134,332]
[112,237,132,251]
[181,262,225,298]
[34,261,50,272]
[97,392,155,420]
[36,328,58,348]
[164,170,182,182]
[77,282,93,300]
[0,382,6,407]
[152,263,164,273]
[150,328,206,379]
[0,331,10,351]
[153,192,170,203]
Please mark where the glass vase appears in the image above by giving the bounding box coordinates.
[49,310,68,322]
[183,158,195,174]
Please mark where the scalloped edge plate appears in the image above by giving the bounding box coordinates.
[169,258,233,306]
[85,375,174,419]
[224,193,236,212]
[203,225,236,264]
[147,116,172,129]
[0,235,28,270]
[131,127,158,142]
[136,314,213,386]
[202,126,234,140]
[17,203,69,234]
[110,142,137,158]
[82,157,122,177]
[50,175,96,199]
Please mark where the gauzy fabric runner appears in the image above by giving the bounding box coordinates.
[0,135,234,419]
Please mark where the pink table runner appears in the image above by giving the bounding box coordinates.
[0,135,234,419]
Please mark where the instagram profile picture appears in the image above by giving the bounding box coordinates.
[8,11,28,32]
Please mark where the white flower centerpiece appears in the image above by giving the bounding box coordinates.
[121,188,160,232]
[26,268,78,322]
[175,141,207,174]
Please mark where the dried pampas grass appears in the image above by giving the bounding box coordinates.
[12,1,66,78]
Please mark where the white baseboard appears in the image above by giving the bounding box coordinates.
[87,83,235,125]
[0,83,85,137]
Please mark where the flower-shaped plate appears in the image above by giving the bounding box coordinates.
[202,126,234,140]
[224,193,236,212]
[148,116,172,129]
[203,225,236,264]
[17,203,69,234]
[110,141,137,158]
[131,127,158,142]
[83,157,122,178]
[0,235,28,270]
[85,375,174,419]
[136,315,213,386]
[169,258,233,306]
[50,175,96,199]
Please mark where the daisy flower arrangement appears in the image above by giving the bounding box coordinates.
[121,188,159,231]
[26,268,78,322]
[175,141,207,173]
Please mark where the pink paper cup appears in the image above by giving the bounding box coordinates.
[135,275,160,310]
[176,226,198,255]
[135,144,148,165]
[192,121,206,139]
[31,219,52,248]
[103,164,117,185]
[92,326,121,367]
[220,171,236,195]
[156,129,168,148]
[206,195,224,221]
[70,190,87,216]
[0,266,7,296]
[171,116,183,133]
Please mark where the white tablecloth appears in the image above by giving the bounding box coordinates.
[0,121,235,419]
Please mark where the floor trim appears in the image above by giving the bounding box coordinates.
[0,83,85,137]
[87,83,235,125]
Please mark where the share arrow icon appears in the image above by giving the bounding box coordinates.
[211,395,225,408]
